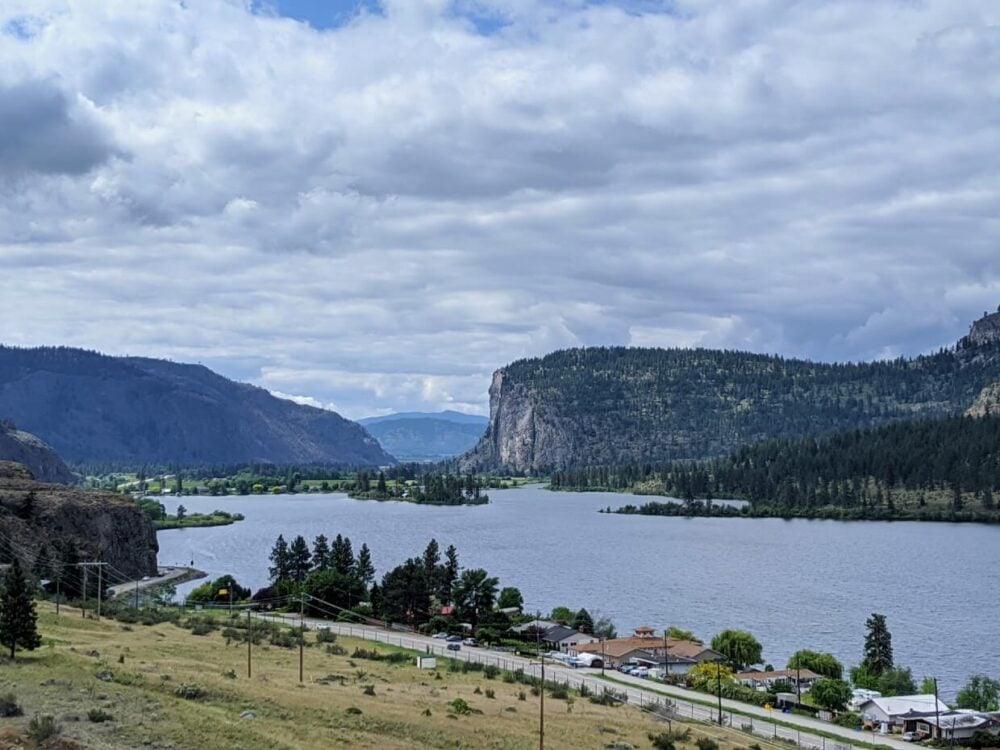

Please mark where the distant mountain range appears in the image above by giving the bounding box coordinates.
[0,346,393,467]
[462,311,1000,473]
[359,411,488,462]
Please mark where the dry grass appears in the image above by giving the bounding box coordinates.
[0,603,766,750]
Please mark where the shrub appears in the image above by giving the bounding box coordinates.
[450,698,474,715]
[485,688,496,699]
[589,690,622,707]
[316,629,337,644]
[28,715,60,744]
[190,622,215,636]
[88,708,114,723]
[346,706,363,716]
[474,686,482,694]
[518,690,527,701]
[174,683,205,700]
[221,669,237,680]
[483,664,500,680]
[696,739,720,750]
[326,644,347,656]
[0,692,23,717]
[550,684,570,700]
[362,684,376,696]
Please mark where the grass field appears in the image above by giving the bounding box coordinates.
[0,603,769,750]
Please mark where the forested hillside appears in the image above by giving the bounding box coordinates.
[463,311,1000,472]
[0,346,394,466]
[559,415,1000,522]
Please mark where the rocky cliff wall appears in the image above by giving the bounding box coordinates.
[966,381,1000,418]
[0,461,157,580]
[0,420,76,484]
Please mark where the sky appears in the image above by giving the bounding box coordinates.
[1,1,999,420]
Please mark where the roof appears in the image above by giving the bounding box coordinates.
[859,695,951,718]
[570,636,720,661]
[541,625,579,643]
[510,619,558,634]
[736,669,821,682]
[919,712,999,730]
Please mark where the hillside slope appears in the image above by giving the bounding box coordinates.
[0,347,394,466]
[0,419,76,483]
[464,312,1000,472]
[360,412,487,461]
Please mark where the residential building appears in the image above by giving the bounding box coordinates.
[568,627,724,671]
[541,625,598,652]
[735,668,822,691]
[857,695,952,731]
[909,711,1000,743]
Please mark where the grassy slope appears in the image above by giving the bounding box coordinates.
[0,603,753,750]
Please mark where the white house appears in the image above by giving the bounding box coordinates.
[857,695,951,731]
[911,711,1000,743]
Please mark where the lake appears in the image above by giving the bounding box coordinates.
[157,486,1000,699]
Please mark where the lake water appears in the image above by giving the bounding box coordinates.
[157,486,1000,699]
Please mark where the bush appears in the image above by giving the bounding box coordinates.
[346,706,363,716]
[316,629,337,644]
[589,689,622,707]
[326,644,347,656]
[550,684,570,700]
[0,692,23,717]
[174,683,205,700]
[190,622,215,636]
[362,684,376,696]
[834,711,861,729]
[483,664,500,680]
[485,688,496,699]
[28,715,60,744]
[88,708,114,723]
[450,698,475,715]
[696,739,719,750]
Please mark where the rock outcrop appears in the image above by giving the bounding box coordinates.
[0,419,76,484]
[0,346,394,466]
[0,461,157,580]
[966,381,1000,418]
[962,310,1000,348]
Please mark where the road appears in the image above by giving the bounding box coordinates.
[254,614,908,750]
[107,566,205,597]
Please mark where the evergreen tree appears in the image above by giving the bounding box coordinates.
[379,558,430,625]
[331,534,355,576]
[451,568,498,633]
[355,543,375,587]
[377,471,387,495]
[572,607,594,633]
[288,535,312,583]
[441,544,459,604]
[0,558,42,659]
[311,534,330,571]
[861,613,893,677]
[268,534,291,583]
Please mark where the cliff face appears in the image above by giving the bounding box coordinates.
[0,420,76,484]
[962,311,1000,348]
[966,381,1000,418]
[0,461,157,579]
[463,327,1000,473]
[0,346,394,466]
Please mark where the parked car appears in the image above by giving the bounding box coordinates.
[446,643,461,651]
[462,638,478,647]
[901,733,919,742]
[619,664,637,674]
[432,632,448,639]
[446,635,463,642]
[631,667,650,678]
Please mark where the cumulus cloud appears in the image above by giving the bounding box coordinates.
[0,0,999,419]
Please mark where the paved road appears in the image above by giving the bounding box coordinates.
[254,614,905,750]
[107,566,204,597]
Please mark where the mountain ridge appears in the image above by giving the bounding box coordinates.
[462,312,1000,473]
[0,346,394,466]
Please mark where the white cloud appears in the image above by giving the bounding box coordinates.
[1,0,999,418]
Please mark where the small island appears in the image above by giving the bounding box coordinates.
[348,470,489,506]
[137,498,245,529]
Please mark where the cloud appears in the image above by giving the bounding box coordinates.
[0,0,998,418]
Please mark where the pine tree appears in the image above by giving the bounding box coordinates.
[440,544,459,604]
[288,536,312,583]
[331,535,355,576]
[356,543,375,586]
[862,613,893,676]
[572,607,594,633]
[0,558,42,659]
[311,535,330,571]
[268,535,290,583]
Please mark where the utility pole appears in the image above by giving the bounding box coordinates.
[717,661,724,725]
[81,564,87,618]
[55,575,60,616]
[536,610,545,750]
[78,563,109,620]
[247,606,253,679]
[601,637,606,677]
[299,595,305,684]
[934,678,941,742]
[796,661,801,704]
[663,629,670,684]
[134,579,140,612]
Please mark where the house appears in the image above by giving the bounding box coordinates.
[510,619,558,637]
[848,689,882,711]
[908,711,1000,743]
[541,625,598,652]
[568,627,723,672]
[857,695,951,731]
[735,669,822,691]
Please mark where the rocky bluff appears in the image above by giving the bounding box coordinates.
[0,462,157,580]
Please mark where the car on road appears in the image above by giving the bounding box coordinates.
[446,635,462,642]
[901,733,920,742]
[446,643,461,651]
[462,638,478,647]
[631,667,650,678]
[618,664,638,674]
[432,633,448,639]
[141,576,151,581]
